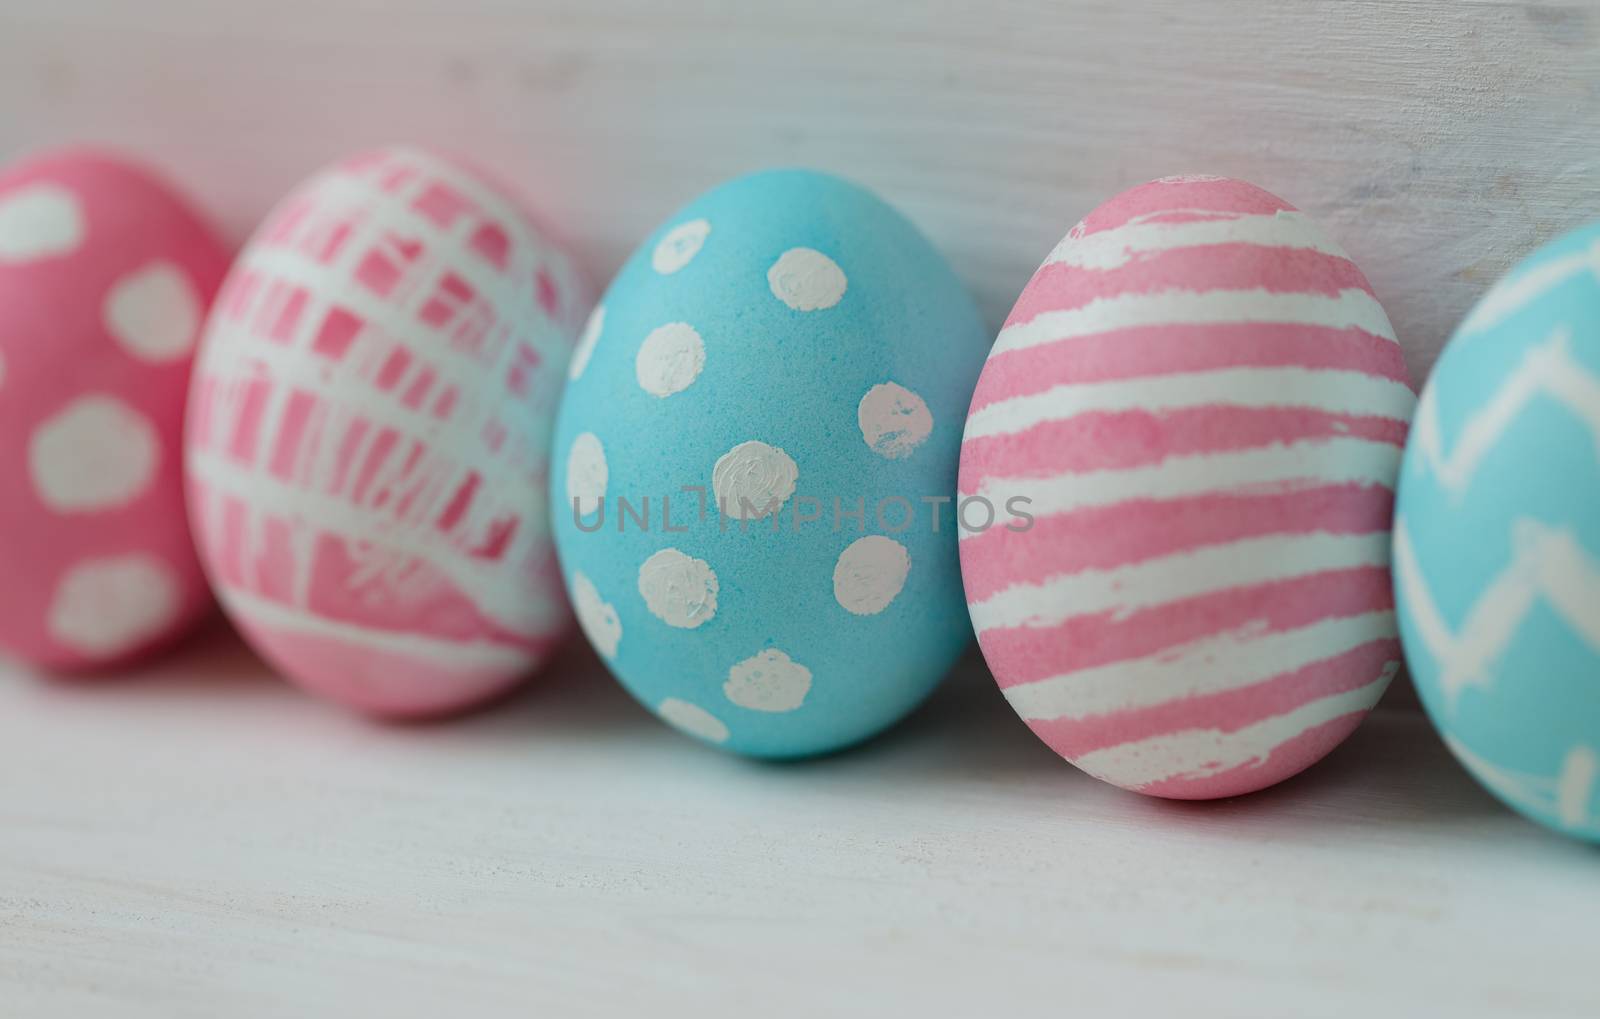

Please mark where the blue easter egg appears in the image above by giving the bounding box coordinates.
[550,170,989,757]
[1395,221,1600,841]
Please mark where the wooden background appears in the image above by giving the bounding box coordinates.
[3,0,1598,381]
[5,633,1600,1018]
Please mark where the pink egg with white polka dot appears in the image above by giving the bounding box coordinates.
[185,148,587,718]
[0,149,227,670]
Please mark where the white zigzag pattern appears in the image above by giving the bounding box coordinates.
[1408,327,1600,494]
[1394,516,1600,701]
[1459,238,1600,335]
[1445,736,1599,832]
[1402,242,1600,834]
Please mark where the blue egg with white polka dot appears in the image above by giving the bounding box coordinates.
[1395,220,1600,842]
[550,169,989,757]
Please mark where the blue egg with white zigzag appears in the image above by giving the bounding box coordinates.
[549,170,988,758]
[1395,221,1600,842]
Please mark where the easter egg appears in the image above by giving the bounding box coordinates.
[960,175,1415,798]
[185,147,587,717]
[1395,221,1600,841]
[551,169,988,757]
[0,149,228,670]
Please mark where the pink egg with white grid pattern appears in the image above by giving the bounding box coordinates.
[0,149,228,671]
[185,147,588,718]
[960,175,1415,798]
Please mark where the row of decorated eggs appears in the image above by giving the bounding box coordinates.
[0,148,1592,839]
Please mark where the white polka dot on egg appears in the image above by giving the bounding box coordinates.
[635,322,705,398]
[571,570,622,659]
[652,219,711,275]
[767,247,847,311]
[565,432,608,517]
[638,547,718,628]
[0,151,230,671]
[48,553,179,658]
[833,535,911,616]
[0,182,85,263]
[29,394,160,512]
[103,260,201,362]
[724,648,812,712]
[658,697,731,743]
[569,304,604,380]
[711,440,799,520]
[857,381,933,459]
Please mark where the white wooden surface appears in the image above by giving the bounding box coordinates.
[2,0,1598,377]
[2,628,1598,1018]
[3,3,1600,1013]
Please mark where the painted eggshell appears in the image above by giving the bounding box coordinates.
[186,147,587,718]
[960,175,1415,798]
[551,169,989,758]
[0,149,228,670]
[1395,221,1600,841]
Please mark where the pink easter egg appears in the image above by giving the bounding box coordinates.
[0,150,228,670]
[185,147,587,718]
[959,175,1415,798]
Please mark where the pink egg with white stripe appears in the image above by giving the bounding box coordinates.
[186,148,587,717]
[960,175,1414,799]
[0,150,228,670]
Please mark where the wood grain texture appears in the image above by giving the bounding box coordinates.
[2,0,1597,379]
[2,629,1597,1018]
